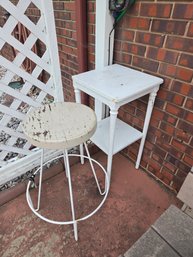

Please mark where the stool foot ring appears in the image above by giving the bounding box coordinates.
[26,153,109,241]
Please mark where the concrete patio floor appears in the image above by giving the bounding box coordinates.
[0,151,181,257]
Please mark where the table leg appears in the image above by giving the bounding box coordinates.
[74,88,84,164]
[107,109,118,181]
[136,90,158,169]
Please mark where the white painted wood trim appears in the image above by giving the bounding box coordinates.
[95,0,114,120]
[95,0,114,69]
[40,0,64,102]
[1,0,46,43]
[0,0,31,49]
[0,82,41,108]
[0,145,32,155]
[0,125,26,139]
[0,28,51,73]
[0,104,26,120]
[0,149,63,185]
[0,56,53,96]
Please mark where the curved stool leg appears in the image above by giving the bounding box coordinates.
[64,149,78,241]
[84,143,106,195]
[36,149,44,211]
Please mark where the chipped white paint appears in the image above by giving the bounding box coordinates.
[22,102,97,150]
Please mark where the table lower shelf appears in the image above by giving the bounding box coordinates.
[91,117,143,155]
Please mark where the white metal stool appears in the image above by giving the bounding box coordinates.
[22,102,109,241]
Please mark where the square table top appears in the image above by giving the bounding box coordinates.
[73,64,163,106]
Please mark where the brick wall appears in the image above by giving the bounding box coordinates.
[111,0,193,192]
[0,0,192,192]
[87,0,193,192]
[53,0,78,101]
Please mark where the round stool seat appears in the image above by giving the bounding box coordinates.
[22,102,97,149]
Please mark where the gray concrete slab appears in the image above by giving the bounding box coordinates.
[153,205,193,257]
[177,172,193,209]
[123,228,179,257]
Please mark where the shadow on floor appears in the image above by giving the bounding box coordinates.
[0,152,181,257]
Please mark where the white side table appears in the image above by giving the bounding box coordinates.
[72,64,163,180]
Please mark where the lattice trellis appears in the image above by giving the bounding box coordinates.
[0,0,64,185]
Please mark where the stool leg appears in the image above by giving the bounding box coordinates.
[63,150,68,178]
[80,144,84,164]
[64,149,78,241]
[84,143,105,195]
[36,149,44,211]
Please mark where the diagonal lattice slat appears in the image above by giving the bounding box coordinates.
[0,0,64,184]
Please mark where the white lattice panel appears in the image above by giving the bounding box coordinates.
[0,0,64,185]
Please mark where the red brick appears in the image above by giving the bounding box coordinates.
[88,13,95,24]
[122,43,146,56]
[160,122,175,136]
[175,129,191,144]
[128,2,140,16]
[179,54,193,69]
[126,17,150,30]
[130,99,147,112]
[172,175,186,192]
[185,98,193,110]
[183,110,193,123]
[87,2,95,12]
[171,139,186,153]
[171,81,193,96]
[133,56,159,73]
[157,90,184,106]
[185,145,193,158]
[148,159,162,174]
[172,94,185,106]
[154,98,165,109]
[166,36,193,53]
[53,2,64,10]
[163,113,178,126]
[183,155,193,167]
[152,19,187,35]
[173,3,193,19]
[115,52,132,65]
[152,109,164,120]
[190,138,193,148]
[147,47,178,64]
[153,145,167,159]
[163,161,178,174]
[166,103,184,117]
[166,154,179,167]
[178,120,192,134]
[63,2,75,11]
[161,168,174,184]
[159,63,177,78]
[121,29,135,41]
[136,31,165,47]
[187,22,193,37]
[140,3,172,18]
[176,67,193,82]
